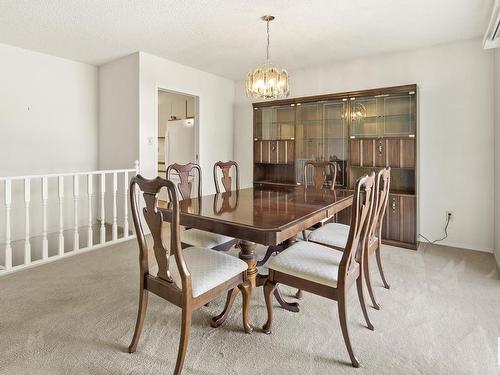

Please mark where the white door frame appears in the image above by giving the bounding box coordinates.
[154,86,200,173]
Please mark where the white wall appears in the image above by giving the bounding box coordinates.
[0,43,98,176]
[98,53,140,169]
[139,52,235,194]
[234,38,494,252]
[494,48,500,267]
[0,43,98,248]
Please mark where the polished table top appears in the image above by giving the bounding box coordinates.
[159,186,353,246]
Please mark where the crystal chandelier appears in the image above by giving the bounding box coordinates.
[246,15,289,99]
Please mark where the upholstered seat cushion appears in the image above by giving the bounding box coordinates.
[164,247,248,297]
[181,228,234,249]
[307,223,350,248]
[268,241,344,288]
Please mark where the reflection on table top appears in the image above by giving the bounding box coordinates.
[159,185,353,231]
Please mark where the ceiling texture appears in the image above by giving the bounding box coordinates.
[0,0,493,80]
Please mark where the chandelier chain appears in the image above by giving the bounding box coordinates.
[266,19,270,61]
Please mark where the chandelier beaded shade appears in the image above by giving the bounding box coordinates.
[246,15,289,99]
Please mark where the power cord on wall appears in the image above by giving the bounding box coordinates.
[419,212,452,244]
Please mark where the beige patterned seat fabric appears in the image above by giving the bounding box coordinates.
[151,247,248,297]
[181,228,234,248]
[268,241,343,288]
[308,223,350,248]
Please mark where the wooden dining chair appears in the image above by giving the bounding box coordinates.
[213,160,239,193]
[128,175,252,375]
[166,162,238,251]
[301,161,338,240]
[262,173,376,368]
[308,168,391,309]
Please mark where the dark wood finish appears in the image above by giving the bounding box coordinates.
[401,195,416,244]
[349,139,361,166]
[363,168,391,309]
[159,186,354,324]
[361,139,374,167]
[167,162,237,252]
[386,139,400,167]
[166,162,202,200]
[374,139,386,167]
[400,138,416,168]
[252,84,417,108]
[304,161,337,189]
[213,160,239,193]
[160,186,353,247]
[263,174,376,368]
[128,175,251,375]
[252,84,417,249]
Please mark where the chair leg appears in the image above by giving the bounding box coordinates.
[238,281,253,333]
[302,230,307,241]
[375,242,390,289]
[174,307,192,375]
[356,273,374,331]
[262,280,277,334]
[295,289,303,299]
[128,288,148,353]
[211,288,239,328]
[338,293,360,368]
[364,253,380,310]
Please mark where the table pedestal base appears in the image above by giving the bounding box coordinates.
[211,240,300,328]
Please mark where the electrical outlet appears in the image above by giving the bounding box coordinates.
[446,211,453,222]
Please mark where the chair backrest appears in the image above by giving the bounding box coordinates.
[130,175,191,292]
[304,161,337,189]
[367,168,391,241]
[166,162,202,200]
[213,161,239,193]
[338,173,376,287]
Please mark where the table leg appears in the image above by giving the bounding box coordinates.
[239,240,258,287]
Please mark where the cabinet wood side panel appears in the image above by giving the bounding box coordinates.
[349,139,361,166]
[401,139,416,168]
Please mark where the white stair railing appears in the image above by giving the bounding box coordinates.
[0,161,139,275]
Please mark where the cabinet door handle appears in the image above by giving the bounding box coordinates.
[271,143,276,152]
[378,142,383,154]
[391,198,396,211]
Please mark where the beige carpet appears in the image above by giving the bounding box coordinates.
[1,239,499,375]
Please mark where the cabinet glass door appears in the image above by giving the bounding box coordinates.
[254,107,275,140]
[323,101,348,160]
[254,106,295,140]
[382,94,415,136]
[274,105,295,139]
[295,103,322,183]
[350,97,379,137]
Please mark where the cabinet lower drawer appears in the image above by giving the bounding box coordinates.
[382,194,416,245]
[349,138,415,169]
[254,140,294,164]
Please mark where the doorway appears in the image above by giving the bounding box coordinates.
[157,89,199,200]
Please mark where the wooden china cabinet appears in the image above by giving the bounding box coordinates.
[253,84,418,249]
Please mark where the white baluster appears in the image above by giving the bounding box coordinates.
[42,177,48,259]
[87,174,93,248]
[123,171,129,238]
[4,180,12,271]
[24,179,31,265]
[100,173,106,244]
[112,172,117,241]
[73,175,79,251]
[58,176,64,256]
[134,160,140,175]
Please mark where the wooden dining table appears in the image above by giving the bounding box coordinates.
[160,185,353,326]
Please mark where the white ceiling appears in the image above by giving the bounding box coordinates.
[0,0,493,80]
